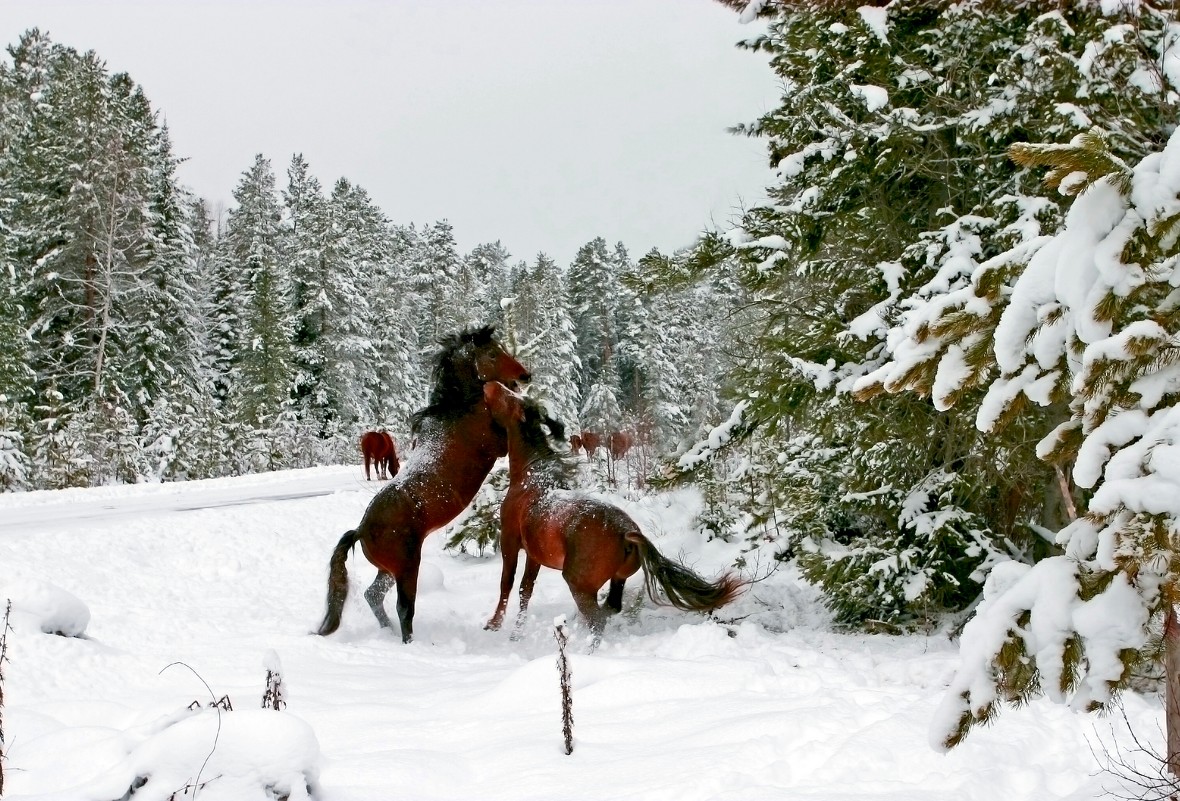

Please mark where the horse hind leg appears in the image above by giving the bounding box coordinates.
[394,547,422,644]
[568,586,607,650]
[605,578,626,614]
[364,570,397,630]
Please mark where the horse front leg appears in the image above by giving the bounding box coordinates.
[509,556,542,641]
[486,534,521,631]
[364,570,396,630]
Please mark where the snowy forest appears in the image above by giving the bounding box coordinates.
[5,0,1180,762]
[0,27,740,494]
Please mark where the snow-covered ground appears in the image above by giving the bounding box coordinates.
[0,465,1165,800]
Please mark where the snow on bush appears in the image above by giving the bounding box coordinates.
[0,574,90,637]
[928,126,1180,748]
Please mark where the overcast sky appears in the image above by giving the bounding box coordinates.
[5,1,777,266]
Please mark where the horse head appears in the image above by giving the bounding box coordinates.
[484,382,565,450]
[445,325,530,388]
[417,326,531,430]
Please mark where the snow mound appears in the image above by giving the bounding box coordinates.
[64,707,321,801]
[0,574,90,637]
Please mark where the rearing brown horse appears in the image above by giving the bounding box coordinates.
[482,382,744,641]
[316,326,530,643]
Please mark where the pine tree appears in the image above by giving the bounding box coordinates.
[322,177,386,446]
[697,0,1177,626]
[567,237,622,402]
[411,220,465,343]
[370,223,428,430]
[508,253,580,430]
[284,154,332,436]
[917,124,1180,756]
[462,241,513,330]
[221,154,294,468]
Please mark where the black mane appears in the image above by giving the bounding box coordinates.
[515,396,576,488]
[410,325,497,434]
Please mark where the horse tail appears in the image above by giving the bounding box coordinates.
[316,529,360,635]
[627,531,744,613]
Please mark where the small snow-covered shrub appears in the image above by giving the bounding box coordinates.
[78,706,321,801]
[0,575,90,637]
[444,463,509,556]
[798,470,1003,629]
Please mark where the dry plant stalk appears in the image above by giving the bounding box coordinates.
[554,617,574,755]
[261,650,286,711]
[262,670,286,711]
[0,600,12,798]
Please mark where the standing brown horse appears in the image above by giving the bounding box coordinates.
[608,430,633,461]
[579,430,601,457]
[482,382,743,641]
[317,326,530,643]
[360,431,399,480]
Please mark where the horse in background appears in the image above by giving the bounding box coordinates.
[579,430,601,457]
[317,326,531,643]
[360,431,399,480]
[482,381,744,643]
[568,433,583,454]
[608,430,633,461]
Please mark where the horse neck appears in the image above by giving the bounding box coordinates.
[504,426,551,493]
[430,353,482,408]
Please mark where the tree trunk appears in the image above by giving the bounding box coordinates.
[1166,605,1180,779]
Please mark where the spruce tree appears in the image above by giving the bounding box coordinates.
[567,237,622,402]
[133,122,208,480]
[284,154,332,437]
[915,125,1180,756]
[699,0,1178,626]
[322,177,386,445]
[221,154,295,468]
[508,253,580,430]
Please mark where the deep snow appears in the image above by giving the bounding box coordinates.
[0,465,1166,800]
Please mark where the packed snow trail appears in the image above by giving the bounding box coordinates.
[0,466,1165,799]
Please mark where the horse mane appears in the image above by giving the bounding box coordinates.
[515,397,576,488]
[410,324,498,434]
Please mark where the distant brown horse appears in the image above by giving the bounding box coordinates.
[579,430,601,457]
[482,382,743,642]
[317,326,531,643]
[568,433,583,454]
[360,431,399,480]
[608,430,633,461]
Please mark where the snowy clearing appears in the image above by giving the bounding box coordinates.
[0,466,1164,800]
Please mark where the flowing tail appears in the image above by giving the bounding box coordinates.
[316,530,360,635]
[627,531,744,612]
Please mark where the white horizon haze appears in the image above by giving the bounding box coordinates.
[4,0,778,266]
